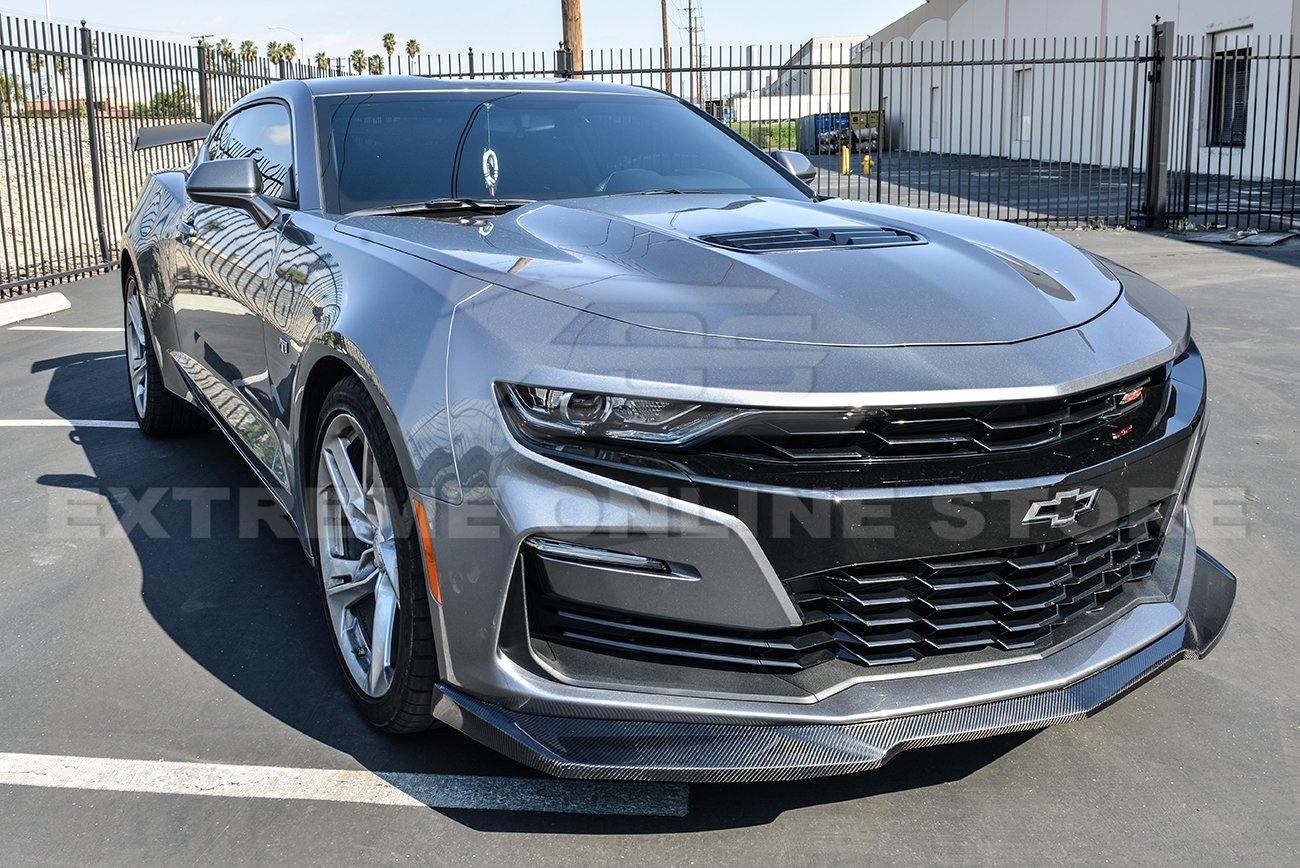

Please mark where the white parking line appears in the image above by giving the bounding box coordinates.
[0,292,71,326]
[0,752,688,817]
[9,325,122,332]
[0,419,137,429]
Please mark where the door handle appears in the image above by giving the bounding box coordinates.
[174,217,197,243]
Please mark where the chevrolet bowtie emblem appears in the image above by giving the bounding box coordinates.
[1022,488,1100,527]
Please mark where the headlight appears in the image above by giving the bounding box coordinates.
[499,383,751,446]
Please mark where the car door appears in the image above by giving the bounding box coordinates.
[172,101,296,492]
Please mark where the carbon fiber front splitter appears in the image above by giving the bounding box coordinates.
[433,549,1235,783]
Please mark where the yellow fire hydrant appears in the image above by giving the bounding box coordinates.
[862,153,874,175]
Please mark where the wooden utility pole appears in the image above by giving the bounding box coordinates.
[561,0,584,77]
[686,0,695,103]
[660,0,672,94]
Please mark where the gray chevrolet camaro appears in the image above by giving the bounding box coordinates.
[121,76,1235,781]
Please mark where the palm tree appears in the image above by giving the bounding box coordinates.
[239,40,257,65]
[0,73,20,108]
[315,52,330,74]
[349,49,366,75]
[214,38,234,71]
[382,32,396,71]
[25,53,44,101]
[51,56,69,102]
[266,41,284,65]
[280,42,297,65]
[405,39,420,74]
[366,53,384,75]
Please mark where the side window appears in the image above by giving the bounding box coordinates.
[205,118,230,161]
[205,103,296,202]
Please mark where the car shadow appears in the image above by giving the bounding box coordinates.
[34,347,1038,832]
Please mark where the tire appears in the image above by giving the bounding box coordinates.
[310,377,440,733]
[124,270,209,436]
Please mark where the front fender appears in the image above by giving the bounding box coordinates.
[281,217,493,521]
[291,339,427,514]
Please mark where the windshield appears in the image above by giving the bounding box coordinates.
[314,90,807,213]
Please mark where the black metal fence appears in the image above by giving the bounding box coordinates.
[0,17,281,294]
[3,13,1298,296]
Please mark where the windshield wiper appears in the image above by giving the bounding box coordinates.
[350,197,534,217]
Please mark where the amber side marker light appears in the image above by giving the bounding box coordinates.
[411,498,442,604]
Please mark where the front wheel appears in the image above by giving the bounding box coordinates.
[313,377,440,733]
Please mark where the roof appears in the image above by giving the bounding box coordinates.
[289,75,661,98]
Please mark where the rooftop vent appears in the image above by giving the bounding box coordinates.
[697,226,926,253]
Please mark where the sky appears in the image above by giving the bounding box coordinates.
[0,1,925,58]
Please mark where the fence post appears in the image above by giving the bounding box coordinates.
[196,44,213,123]
[1144,19,1175,228]
[875,51,884,203]
[467,46,475,79]
[78,21,111,265]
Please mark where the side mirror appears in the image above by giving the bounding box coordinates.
[186,158,279,229]
[768,149,817,184]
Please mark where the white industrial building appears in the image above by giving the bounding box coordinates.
[723,36,864,123]
[848,0,1300,179]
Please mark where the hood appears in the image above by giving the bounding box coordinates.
[336,195,1122,347]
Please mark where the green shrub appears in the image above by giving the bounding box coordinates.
[729,121,796,151]
[133,82,194,119]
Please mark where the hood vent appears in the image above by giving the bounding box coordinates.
[698,226,926,253]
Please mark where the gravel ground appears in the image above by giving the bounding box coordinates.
[0,116,196,286]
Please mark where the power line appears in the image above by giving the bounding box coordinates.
[0,4,198,39]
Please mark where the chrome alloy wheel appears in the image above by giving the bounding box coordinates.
[124,279,149,418]
[316,412,400,697]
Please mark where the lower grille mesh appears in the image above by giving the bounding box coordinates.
[529,501,1172,672]
[788,500,1170,666]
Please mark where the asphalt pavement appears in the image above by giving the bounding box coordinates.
[0,229,1295,865]
[807,151,1300,228]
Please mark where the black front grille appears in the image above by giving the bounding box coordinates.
[528,501,1172,673]
[698,226,926,252]
[787,500,1171,666]
[505,364,1177,496]
[705,366,1165,465]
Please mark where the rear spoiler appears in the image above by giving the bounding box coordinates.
[133,121,212,151]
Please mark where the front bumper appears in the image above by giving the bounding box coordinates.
[432,548,1234,782]
[425,281,1220,782]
